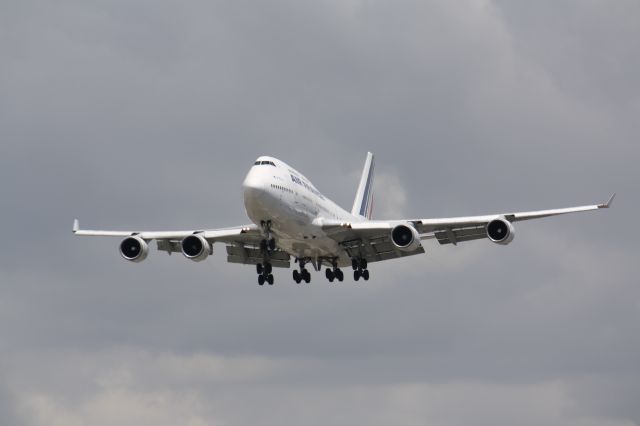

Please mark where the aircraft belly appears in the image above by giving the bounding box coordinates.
[273,226,349,264]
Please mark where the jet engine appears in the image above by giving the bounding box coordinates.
[390,223,421,252]
[181,234,211,262]
[486,218,515,245]
[119,236,149,262]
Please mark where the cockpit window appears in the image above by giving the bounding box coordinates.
[254,160,276,167]
[254,161,261,165]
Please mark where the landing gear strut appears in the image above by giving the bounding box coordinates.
[352,258,369,282]
[293,259,311,284]
[259,220,276,252]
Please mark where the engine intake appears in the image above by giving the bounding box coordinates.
[181,234,211,262]
[390,224,421,252]
[119,236,149,262]
[486,218,515,245]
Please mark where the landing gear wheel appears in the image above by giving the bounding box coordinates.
[264,262,272,274]
[351,259,358,270]
[267,274,274,285]
[302,269,311,283]
[335,269,344,282]
[354,270,361,281]
[362,269,369,281]
[361,259,367,269]
[293,269,301,284]
[325,268,335,282]
[256,263,263,274]
[258,275,265,285]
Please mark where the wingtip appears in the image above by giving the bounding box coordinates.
[72,219,79,233]
[599,193,616,208]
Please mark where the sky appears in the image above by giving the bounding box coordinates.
[1,0,639,424]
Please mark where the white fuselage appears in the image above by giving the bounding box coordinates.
[242,156,364,264]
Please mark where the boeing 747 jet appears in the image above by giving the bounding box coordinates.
[73,153,614,285]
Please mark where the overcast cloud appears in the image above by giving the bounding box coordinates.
[1,0,639,425]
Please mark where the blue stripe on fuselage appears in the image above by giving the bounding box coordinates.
[359,166,374,217]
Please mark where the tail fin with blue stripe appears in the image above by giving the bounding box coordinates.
[351,152,375,219]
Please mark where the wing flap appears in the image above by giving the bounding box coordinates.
[157,240,182,254]
[226,245,290,268]
[434,225,487,245]
[340,236,425,264]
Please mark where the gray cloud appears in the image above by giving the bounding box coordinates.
[1,0,638,425]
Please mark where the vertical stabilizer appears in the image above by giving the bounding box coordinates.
[351,152,375,219]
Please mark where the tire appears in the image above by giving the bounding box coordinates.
[258,275,265,285]
[354,270,360,281]
[264,262,272,274]
[361,259,368,269]
[267,274,274,285]
[351,259,358,270]
[362,270,369,281]
[325,268,334,281]
[293,270,300,282]
[256,263,263,274]
[335,269,344,282]
[303,270,311,283]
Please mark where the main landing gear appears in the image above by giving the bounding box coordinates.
[352,258,369,281]
[325,259,344,283]
[293,259,311,284]
[256,262,274,285]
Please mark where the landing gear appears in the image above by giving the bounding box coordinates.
[351,258,366,270]
[293,260,311,284]
[325,268,334,282]
[256,262,274,286]
[353,268,369,281]
[259,220,277,252]
[260,238,276,251]
[325,259,344,283]
[352,258,369,282]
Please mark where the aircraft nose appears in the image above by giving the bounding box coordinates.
[242,168,267,195]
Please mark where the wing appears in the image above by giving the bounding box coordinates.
[321,220,426,265]
[322,194,615,257]
[72,220,291,268]
[414,193,615,245]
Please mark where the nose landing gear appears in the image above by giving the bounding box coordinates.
[259,220,276,252]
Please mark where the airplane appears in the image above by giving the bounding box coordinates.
[73,152,615,286]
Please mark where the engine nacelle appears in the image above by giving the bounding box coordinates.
[181,234,211,262]
[119,236,149,262]
[486,218,515,245]
[390,223,421,252]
